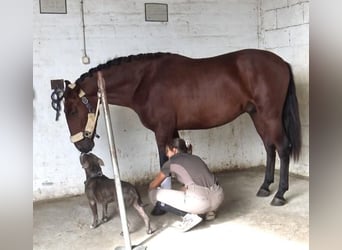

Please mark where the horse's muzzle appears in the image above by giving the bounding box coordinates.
[74,138,94,153]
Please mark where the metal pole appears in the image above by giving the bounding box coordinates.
[97,71,132,250]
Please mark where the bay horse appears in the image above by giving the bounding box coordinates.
[61,49,301,206]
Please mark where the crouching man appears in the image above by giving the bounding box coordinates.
[149,138,224,232]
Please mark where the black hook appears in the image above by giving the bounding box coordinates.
[51,88,64,121]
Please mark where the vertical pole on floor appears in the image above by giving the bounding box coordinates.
[97,71,132,250]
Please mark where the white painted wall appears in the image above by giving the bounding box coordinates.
[259,0,309,175]
[33,0,309,201]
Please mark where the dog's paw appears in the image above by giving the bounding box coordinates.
[90,223,98,229]
[120,228,133,236]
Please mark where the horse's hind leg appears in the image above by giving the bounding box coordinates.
[271,136,291,206]
[251,114,290,205]
[250,114,276,197]
[260,118,291,206]
[256,144,276,197]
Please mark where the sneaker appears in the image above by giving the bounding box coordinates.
[205,211,216,221]
[150,202,166,216]
[177,213,203,232]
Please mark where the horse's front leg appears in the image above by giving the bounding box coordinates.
[157,129,180,168]
[157,148,168,169]
[157,130,179,188]
[150,138,170,215]
[150,128,176,216]
[156,141,171,189]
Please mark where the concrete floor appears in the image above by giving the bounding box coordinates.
[33,168,309,250]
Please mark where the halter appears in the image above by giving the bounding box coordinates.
[67,83,101,143]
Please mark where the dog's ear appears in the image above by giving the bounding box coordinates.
[87,152,104,166]
[97,157,104,166]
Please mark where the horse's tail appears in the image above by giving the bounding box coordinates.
[283,63,302,161]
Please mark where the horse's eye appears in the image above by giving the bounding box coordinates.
[66,109,78,116]
[70,110,78,116]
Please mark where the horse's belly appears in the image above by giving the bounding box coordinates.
[176,104,243,129]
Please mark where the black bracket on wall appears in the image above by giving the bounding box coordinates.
[50,79,64,121]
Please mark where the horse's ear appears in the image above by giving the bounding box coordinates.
[65,80,76,89]
[65,80,71,88]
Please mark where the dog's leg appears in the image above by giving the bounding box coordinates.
[120,220,133,236]
[102,203,109,223]
[133,202,152,234]
[89,200,99,229]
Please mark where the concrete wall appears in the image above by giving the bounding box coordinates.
[33,0,309,201]
[259,0,309,175]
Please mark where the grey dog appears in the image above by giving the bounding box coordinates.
[80,153,152,234]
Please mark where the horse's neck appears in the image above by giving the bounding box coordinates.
[80,58,152,108]
[78,71,136,108]
[102,64,145,108]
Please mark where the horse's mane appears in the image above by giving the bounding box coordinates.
[75,52,169,84]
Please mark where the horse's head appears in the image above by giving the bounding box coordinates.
[63,80,100,153]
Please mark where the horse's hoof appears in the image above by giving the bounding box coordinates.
[271,197,286,206]
[147,228,154,234]
[256,188,270,197]
[101,217,108,223]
